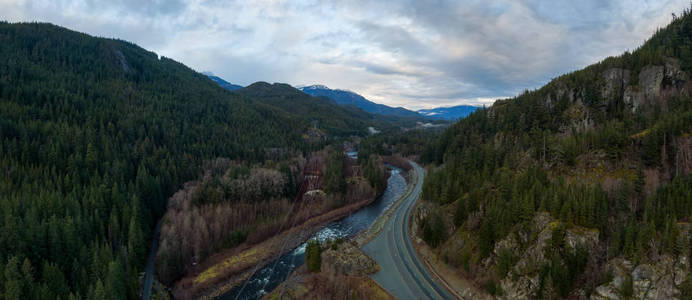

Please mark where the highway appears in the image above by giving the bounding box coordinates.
[362,162,455,300]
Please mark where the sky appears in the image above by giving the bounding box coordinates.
[2,0,690,110]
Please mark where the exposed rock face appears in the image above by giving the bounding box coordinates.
[496,213,600,300]
[590,224,692,300]
[526,58,690,124]
[624,85,644,111]
[321,241,379,276]
[620,65,665,112]
[665,57,688,82]
[675,136,692,180]
[601,59,690,112]
[602,68,630,101]
[267,241,392,300]
[493,214,691,300]
[640,65,665,104]
[561,102,595,133]
[590,255,687,300]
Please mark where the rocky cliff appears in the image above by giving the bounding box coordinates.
[491,213,690,299]
[266,240,393,299]
[417,10,692,300]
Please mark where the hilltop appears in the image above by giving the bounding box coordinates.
[300,84,424,119]
[418,8,692,299]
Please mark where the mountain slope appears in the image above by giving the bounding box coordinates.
[419,10,692,299]
[204,73,243,91]
[300,85,423,118]
[238,82,392,137]
[0,22,310,299]
[417,105,479,120]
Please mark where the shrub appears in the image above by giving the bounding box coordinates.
[497,247,517,278]
[620,274,633,299]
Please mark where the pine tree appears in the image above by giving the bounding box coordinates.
[479,220,494,258]
[105,260,125,300]
[305,239,322,272]
[324,152,346,194]
[42,262,69,298]
[520,194,534,223]
[85,143,98,170]
[93,280,106,300]
[454,198,467,226]
[4,256,24,300]
[127,216,146,266]
[20,258,34,298]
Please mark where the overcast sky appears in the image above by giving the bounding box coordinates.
[2,0,689,109]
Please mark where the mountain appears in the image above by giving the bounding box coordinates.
[203,72,243,90]
[417,10,692,299]
[300,85,423,119]
[238,82,389,137]
[0,22,332,299]
[417,105,479,120]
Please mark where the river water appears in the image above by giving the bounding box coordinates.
[218,163,407,300]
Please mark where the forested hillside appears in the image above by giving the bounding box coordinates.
[419,9,692,299]
[417,104,479,120]
[237,82,388,137]
[0,22,383,299]
[299,84,424,119]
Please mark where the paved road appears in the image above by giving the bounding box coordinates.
[141,218,163,300]
[362,162,455,300]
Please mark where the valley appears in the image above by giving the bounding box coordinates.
[361,162,454,300]
[3,3,692,300]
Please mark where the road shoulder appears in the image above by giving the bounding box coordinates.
[409,196,491,300]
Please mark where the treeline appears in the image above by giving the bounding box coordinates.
[359,127,442,160]
[237,82,388,138]
[156,158,303,284]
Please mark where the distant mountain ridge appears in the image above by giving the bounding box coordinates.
[299,85,423,118]
[203,72,243,90]
[205,76,477,121]
[417,105,479,120]
[236,81,413,136]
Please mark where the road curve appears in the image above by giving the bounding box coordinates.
[362,162,455,300]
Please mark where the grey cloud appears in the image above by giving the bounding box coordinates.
[356,61,416,76]
[84,0,187,16]
[3,0,689,109]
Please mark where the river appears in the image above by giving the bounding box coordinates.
[218,163,407,300]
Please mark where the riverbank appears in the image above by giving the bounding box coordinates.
[352,166,415,246]
[267,160,424,299]
[265,240,394,300]
[172,179,389,299]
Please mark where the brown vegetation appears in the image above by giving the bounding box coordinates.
[382,154,413,171]
[156,158,304,285]
[155,148,389,298]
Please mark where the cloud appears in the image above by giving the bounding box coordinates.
[2,0,689,109]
